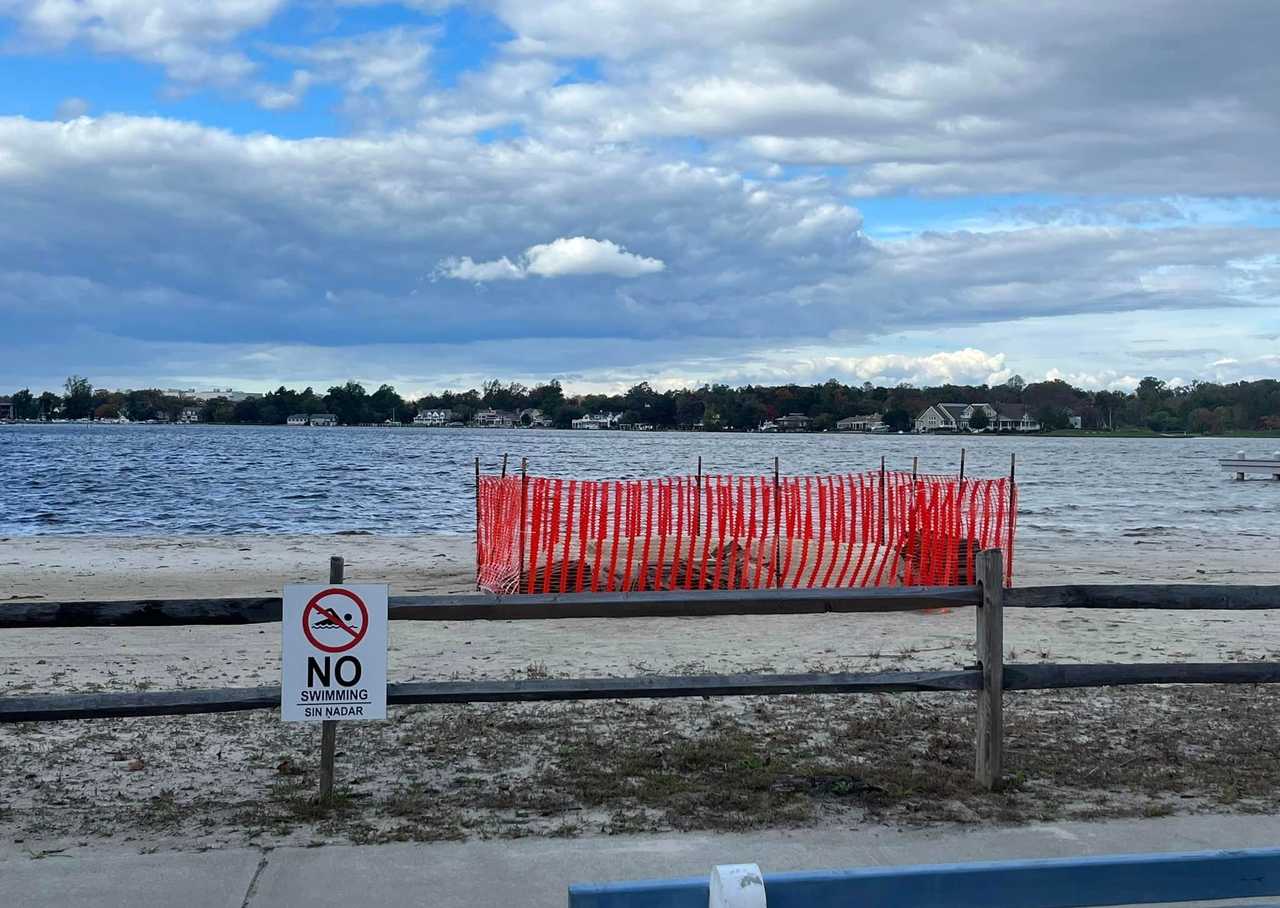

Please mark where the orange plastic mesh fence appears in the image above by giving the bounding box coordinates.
[476,471,1016,594]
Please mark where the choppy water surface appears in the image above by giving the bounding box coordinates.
[3,424,1278,579]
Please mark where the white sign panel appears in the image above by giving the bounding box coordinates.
[282,584,388,722]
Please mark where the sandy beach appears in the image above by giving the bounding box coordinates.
[3,533,1280,854]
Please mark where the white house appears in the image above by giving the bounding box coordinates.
[916,403,983,432]
[914,403,1003,433]
[837,413,885,432]
[571,412,620,430]
[992,404,1041,432]
[917,402,1042,433]
[473,408,518,428]
[178,406,202,424]
[167,388,260,403]
[286,414,309,426]
[309,413,337,427]
[413,408,453,427]
[519,408,553,427]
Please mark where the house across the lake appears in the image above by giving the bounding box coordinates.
[178,406,202,424]
[991,404,1040,432]
[915,402,1040,433]
[413,408,454,427]
[519,408,553,428]
[309,413,337,427]
[571,411,620,430]
[771,413,812,432]
[473,408,518,428]
[836,413,885,432]
[286,414,309,427]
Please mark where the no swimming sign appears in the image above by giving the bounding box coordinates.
[282,584,388,721]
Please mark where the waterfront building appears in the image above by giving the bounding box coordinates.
[473,408,518,428]
[571,412,620,430]
[836,413,885,432]
[413,408,454,427]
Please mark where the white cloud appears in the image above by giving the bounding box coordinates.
[524,236,665,278]
[1,0,284,88]
[436,256,526,282]
[262,27,434,120]
[439,236,665,282]
[488,0,1280,197]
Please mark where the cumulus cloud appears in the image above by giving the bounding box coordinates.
[436,256,526,282]
[490,0,1280,197]
[0,0,284,88]
[439,237,665,282]
[525,237,665,278]
[262,27,434,119]
[1,1,1278,391]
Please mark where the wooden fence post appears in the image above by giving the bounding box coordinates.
[319,554,343,806]
[975,547,1004,790]
[972,545,1003,783]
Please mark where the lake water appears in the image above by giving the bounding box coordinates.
[3,424,1278,582]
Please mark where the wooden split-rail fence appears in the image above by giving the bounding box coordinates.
[3,550,1279,790]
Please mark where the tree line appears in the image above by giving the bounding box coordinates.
[5,374,1280,433]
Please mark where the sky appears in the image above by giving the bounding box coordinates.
[1,0,1278,397]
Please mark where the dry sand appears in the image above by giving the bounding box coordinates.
[2,533,1279,854]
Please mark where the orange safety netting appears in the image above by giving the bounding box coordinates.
[476,470,1016,595]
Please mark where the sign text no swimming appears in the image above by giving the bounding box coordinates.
[282,584,388,721]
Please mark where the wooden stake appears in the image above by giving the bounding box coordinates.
[318,555,343,806]
[959,447,966,484]
[518,458,528,588]
[694,456,702,537]
[474,457,482,590]
[879,455,886,545]
[1007,453,1016,587]
[974,548,1004,790]
[500,453,509,478]
[772,457,781,587]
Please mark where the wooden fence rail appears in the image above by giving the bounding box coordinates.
[5,583,1279,629]
[0,586,978,628]
[9,662,1280,725]
[4,551,1280,791]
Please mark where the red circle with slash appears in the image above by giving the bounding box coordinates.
[302,588,369,653]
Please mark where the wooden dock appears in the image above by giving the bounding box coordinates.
[1220,451,1280,480]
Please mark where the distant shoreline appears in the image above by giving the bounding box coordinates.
[5,420,1279,439]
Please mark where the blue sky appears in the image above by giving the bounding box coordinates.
[1,0,1278,396]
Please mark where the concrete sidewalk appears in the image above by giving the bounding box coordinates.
[6,813,1280,907]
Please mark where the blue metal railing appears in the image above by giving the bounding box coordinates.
[569,847,1280,908]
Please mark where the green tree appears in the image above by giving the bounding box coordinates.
[528,380,565,414]
[325,381,369,425]
[368,384,405,423]
[62,375,93,419]
[37,391,61,419]
[1034,405,1072,431]
[968,408,990,431]
[883,408,912,432]
[10,388,37,419]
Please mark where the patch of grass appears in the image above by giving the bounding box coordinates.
[13,686,1280,848]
